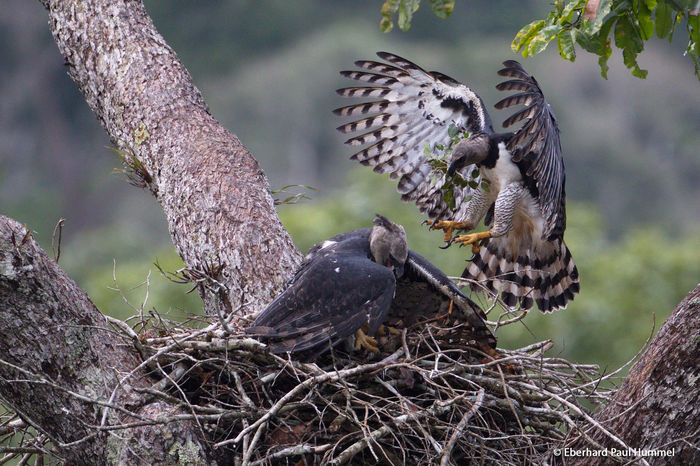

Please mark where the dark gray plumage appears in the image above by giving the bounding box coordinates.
[246,215,496,355]
[335,53,579,312]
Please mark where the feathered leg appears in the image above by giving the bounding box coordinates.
[454,183,526,251]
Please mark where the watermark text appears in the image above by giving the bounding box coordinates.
[552,447,675,458]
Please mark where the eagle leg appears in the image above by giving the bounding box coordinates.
[354,327,379,353]
[454,231,491,254]
[429,220,470,243]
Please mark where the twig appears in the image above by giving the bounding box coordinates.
[248,444,332,466]
[0,447,43,455]
[241,421,267,466]
[0,419,26,437]
[329,394,460,465]
[50,217,65,263]
[439,387,485,466]
[219,349,404,448]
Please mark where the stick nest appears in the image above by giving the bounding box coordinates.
[118,305,619,466]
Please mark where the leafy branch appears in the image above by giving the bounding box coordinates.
[379,0,700,80]
[380,0,455,32]
[512,0,699,79]
[423,126,487,210]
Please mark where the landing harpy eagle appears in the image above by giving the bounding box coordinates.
[335,53,579,312]
[246,215,496,355]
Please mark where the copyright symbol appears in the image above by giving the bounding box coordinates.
[553,449,561,457]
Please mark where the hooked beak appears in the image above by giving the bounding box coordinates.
[386,258,405,279]
[447,136,489,176]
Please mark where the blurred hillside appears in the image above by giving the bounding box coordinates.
[1,1,698,370]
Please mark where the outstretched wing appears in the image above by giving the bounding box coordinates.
[334,52,494,219]
[495,61,566,240]
[246,250,396,354]
[391,250,496,350]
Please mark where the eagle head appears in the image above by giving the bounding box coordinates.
[370,214,407,278]
[447,133,490,176]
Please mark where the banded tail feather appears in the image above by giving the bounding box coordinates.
[463,236,579,313]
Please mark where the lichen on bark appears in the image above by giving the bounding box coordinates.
[44,0,301,316]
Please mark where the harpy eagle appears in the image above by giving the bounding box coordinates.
[246,215,496,355]
[334,53,580,312]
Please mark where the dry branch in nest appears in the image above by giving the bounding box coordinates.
[128,308,630,464]
[1,297,641,465]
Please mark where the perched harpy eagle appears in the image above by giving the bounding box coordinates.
[246,215,496,355]
[335,53,579,312]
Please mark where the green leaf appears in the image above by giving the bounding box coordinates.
[379,0,400,32]
[557,28,577,61]
[615,14,644,53]
[690,12,700,42]
[558,0,583,22]
[447,124,458,138]
[665,0,691,10]
[526,24,563,56]
[655,2,673,38]
[689,12,699,54]
[380,17,393,33]
[595,16,618,79]
[442,189,455,210]
[598,37,613,79]
[637,2,655,40]
[582,0,613,35]
[398,0,420,31]
[623,47,648,78]
[577,30,600,53]
[429,0,454,19]
[512,20,546,53]
[380,0,400,33]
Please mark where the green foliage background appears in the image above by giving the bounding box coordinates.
[1,0,698,378]
[278,169,700,371]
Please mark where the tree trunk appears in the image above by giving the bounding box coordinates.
[41,0,301,315]
[1,0,697,464]
[571,283,700,465]
[0,216,211,464]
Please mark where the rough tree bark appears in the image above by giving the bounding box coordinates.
[0,216,210,464]
[571,284,700,465]
[42,0,301,315]
[0,0,697,464]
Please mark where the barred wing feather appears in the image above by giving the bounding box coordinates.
[334,52,493,219]
[495,60,566,240]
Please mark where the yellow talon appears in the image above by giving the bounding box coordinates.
[454,231,491,253]
[354,328,379,353]
[429,220,469,243]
